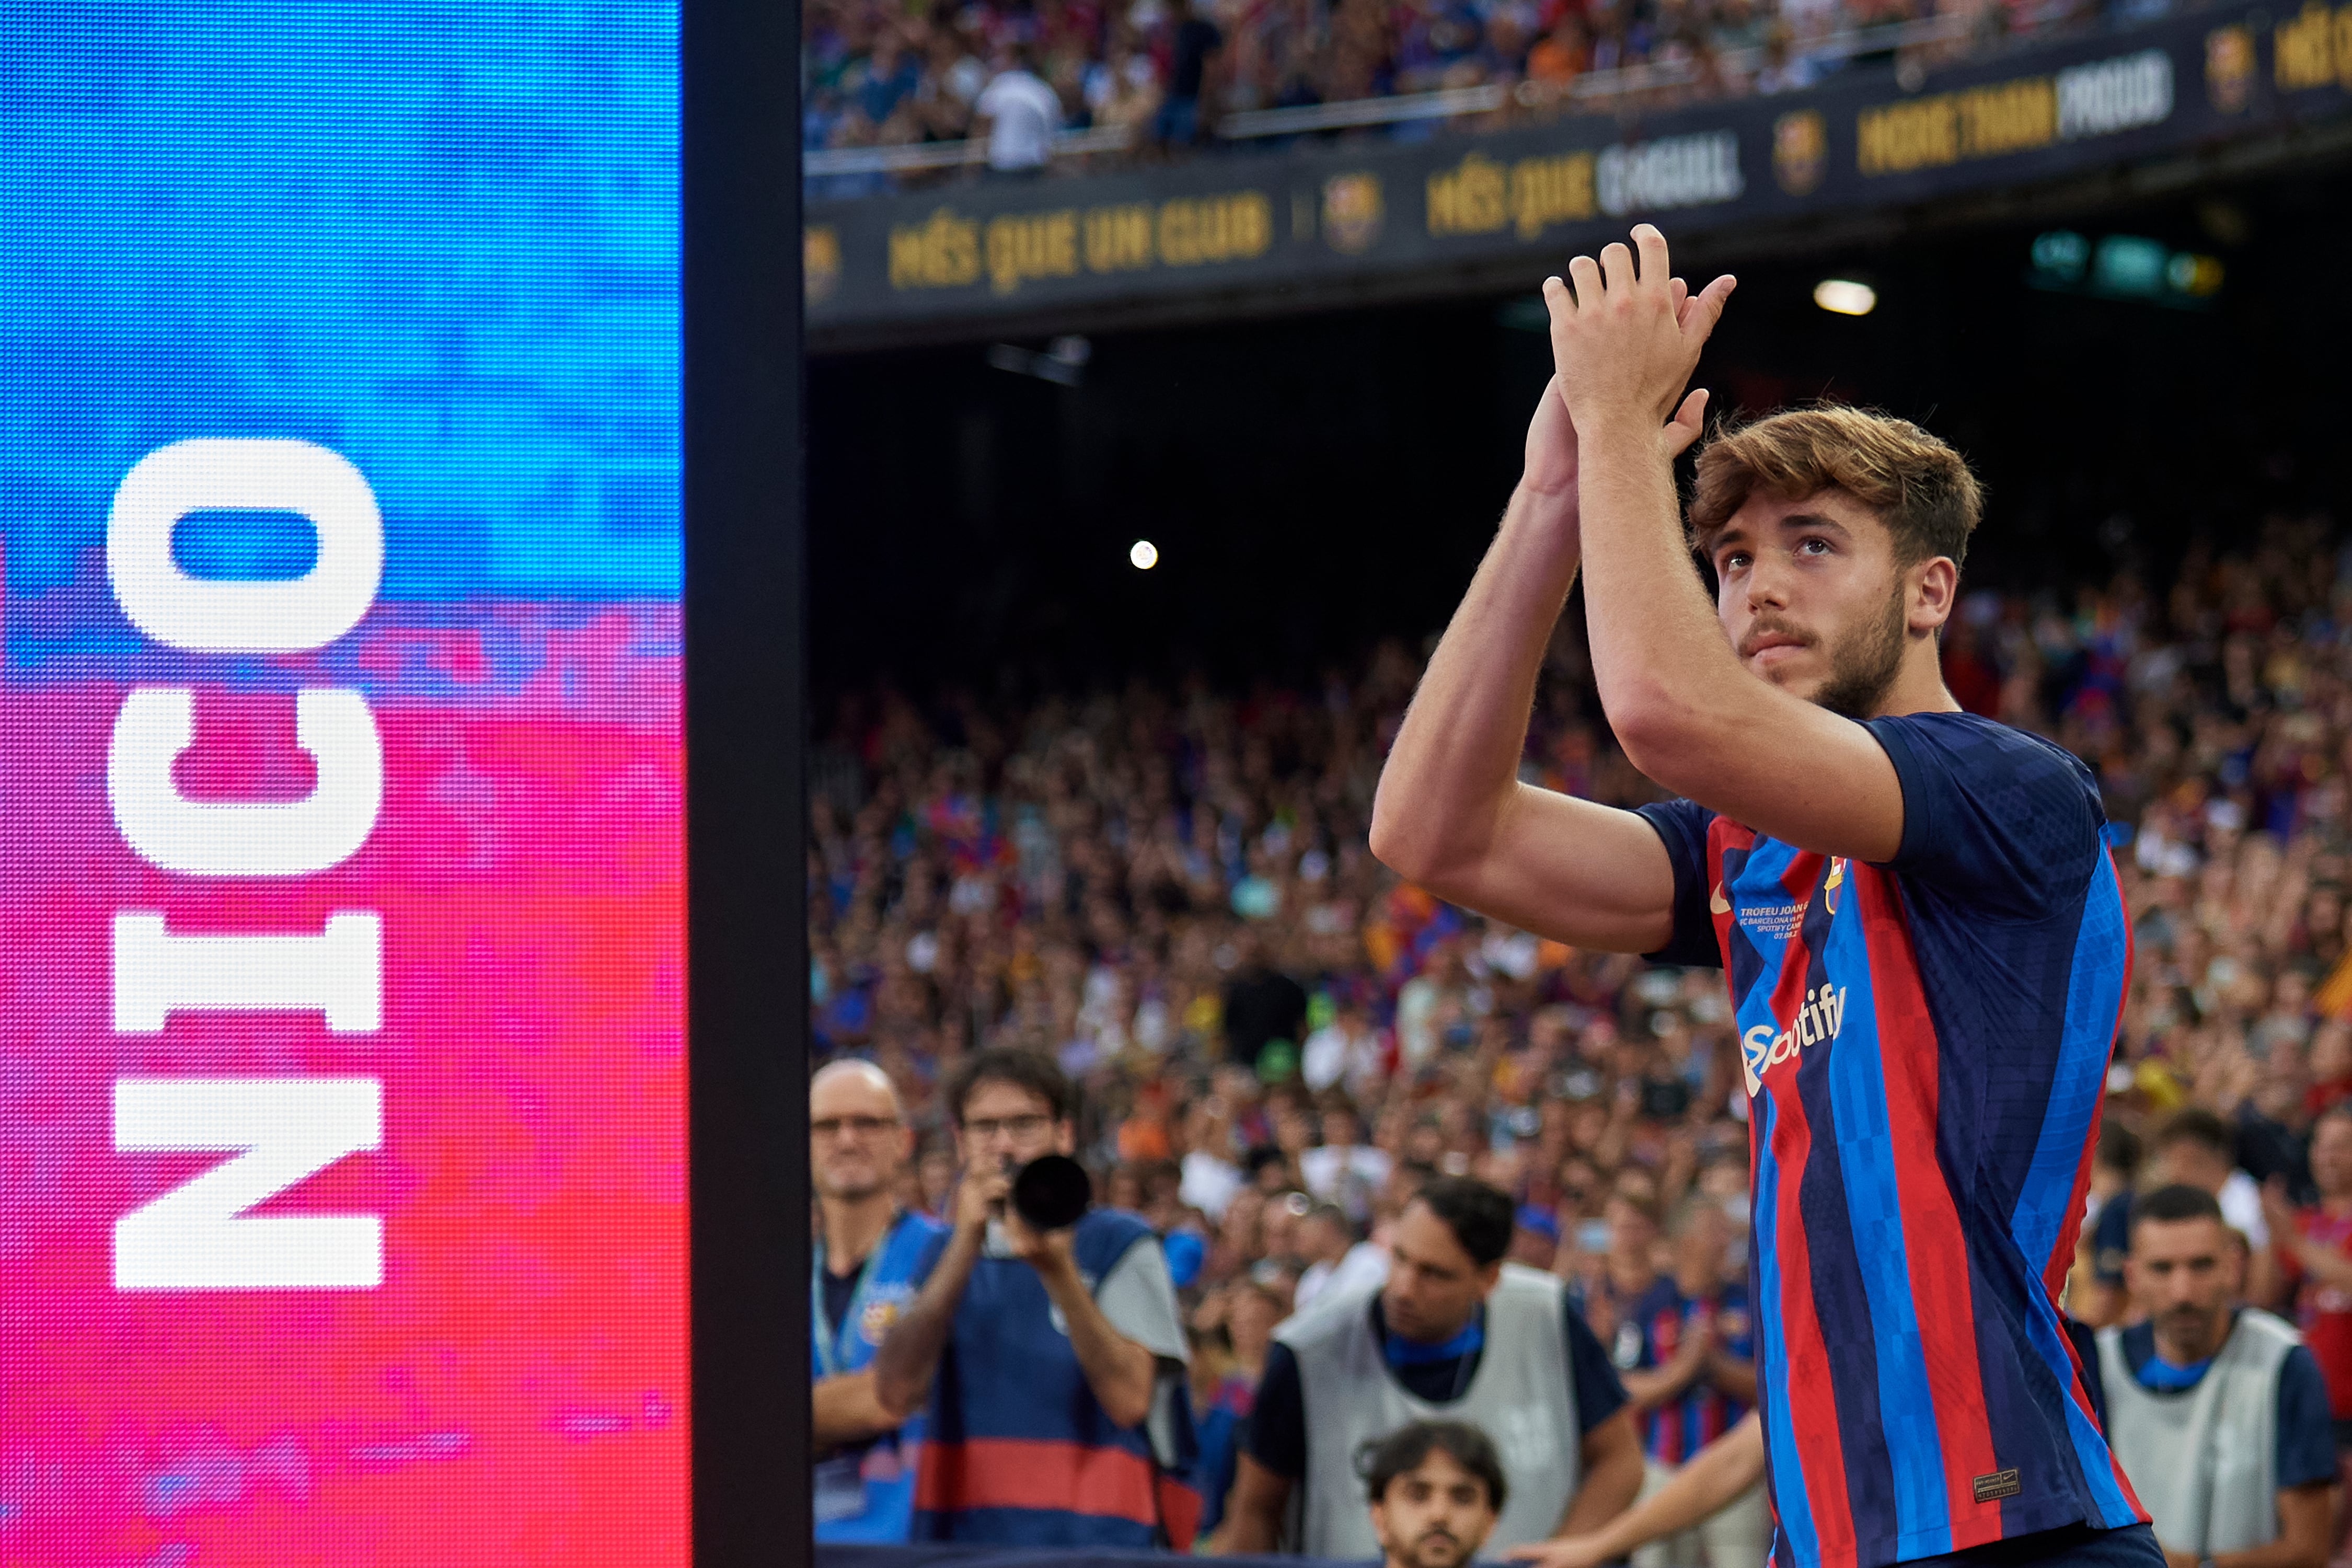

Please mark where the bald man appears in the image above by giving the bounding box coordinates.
[812,1059,949,1543]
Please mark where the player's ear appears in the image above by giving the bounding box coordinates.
[1909,555,1958,636]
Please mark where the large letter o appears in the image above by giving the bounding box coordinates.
[107,438,383,653]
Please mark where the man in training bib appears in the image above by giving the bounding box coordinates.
[810,1059,948,1542]
[1371,225,2152,1568]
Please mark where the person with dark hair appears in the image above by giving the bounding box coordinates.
[1360,1421,1511,1568]
[1151,0,1223,149]
[1216,1174,1641,1557]
[872,1048,1198,1547]
[2071,1121,2148,1328]
[1222,927,1308,1074]
[2095,1184,2337,1568]
[1296,1200,1387,1313]
[2082,1107,2277,1328]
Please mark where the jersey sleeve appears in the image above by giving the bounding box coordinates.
[2275,1344,2338,1489]
[1633,798,1722,969]
[1861,711,2104,919]
[1245,1343,1308,1479]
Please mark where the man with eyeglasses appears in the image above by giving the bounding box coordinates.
[872,1046,1198,1548]
[811,1059,947,1543]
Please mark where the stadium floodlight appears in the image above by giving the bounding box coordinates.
[1813,279,1877,316]
[1130,540,1160,570]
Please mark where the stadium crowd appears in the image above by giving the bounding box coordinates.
[809,508,2352,1554]
[801,0,2131,183]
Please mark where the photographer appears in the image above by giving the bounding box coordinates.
[871,1048,1196,1547]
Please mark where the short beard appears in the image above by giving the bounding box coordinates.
[1810,585,1909,720]
[1406,1530,1473,1568]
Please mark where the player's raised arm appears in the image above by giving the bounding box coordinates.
[1547,225,1933,864]
[1368,370,1691,954]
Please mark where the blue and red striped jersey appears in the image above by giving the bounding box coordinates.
[1618,1278,1753,1465]
[1638,711,2147,1568]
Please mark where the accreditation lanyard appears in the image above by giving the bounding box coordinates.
[812,1213,898,1380]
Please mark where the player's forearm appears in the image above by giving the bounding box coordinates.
[1369,483,1578,885]
[1578,1412,1765,1556]
[1573,416,1746,788]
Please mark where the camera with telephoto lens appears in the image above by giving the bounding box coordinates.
[1007,1152,1092,1231]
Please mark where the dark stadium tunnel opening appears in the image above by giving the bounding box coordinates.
[811,161,2352,705]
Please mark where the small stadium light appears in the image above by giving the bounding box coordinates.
[1129,540,1159,570]
[2166,251,2225,297]
[2032,229,2091,282]
[1813,279,1877,316]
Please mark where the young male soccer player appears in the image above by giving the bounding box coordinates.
[1370,225,2155,1568]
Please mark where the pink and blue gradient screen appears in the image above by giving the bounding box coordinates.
[0,5,686,1562]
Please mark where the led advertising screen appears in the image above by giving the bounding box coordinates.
[0,5,686,1562]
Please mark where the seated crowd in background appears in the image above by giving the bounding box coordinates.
[809,511,2352,1555]
[802,0,2173,184]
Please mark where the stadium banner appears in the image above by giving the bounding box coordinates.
[806,0,2351,340]
[0,4,686,1564]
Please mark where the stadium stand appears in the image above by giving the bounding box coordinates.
[809,499,2352,1527]
[803,0,2078,183]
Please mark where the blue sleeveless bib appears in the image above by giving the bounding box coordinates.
[910,1208,1199,1548]
[812,1208,947,1543]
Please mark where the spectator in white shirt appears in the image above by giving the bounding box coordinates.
[1294,1202,1390,1313]
[1300,1101,1392,1224]
[1181,1097,1244,1221]
[972,44,1065,176]
[1302,997,1385,1103]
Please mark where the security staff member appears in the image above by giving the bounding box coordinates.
[1219,1174,1643,1558]
[2098,1184,2338,1568]
[811,1059,947,1542]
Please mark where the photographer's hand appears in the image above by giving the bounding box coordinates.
[1003,1206,1078,1273]
[956,1161,1011,1235]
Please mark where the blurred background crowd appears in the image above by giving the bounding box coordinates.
[800,0,2162,182]
[809,504,2352,1532]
